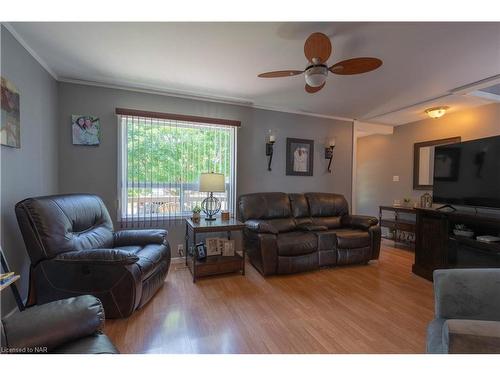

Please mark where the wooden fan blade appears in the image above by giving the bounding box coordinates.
[329,57,382,75]
[258,70,304,78]
[304,32,332,64]
[305,82,325,94]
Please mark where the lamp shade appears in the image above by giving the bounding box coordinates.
[199,173,225,192]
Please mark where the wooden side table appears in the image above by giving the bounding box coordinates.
[379,205,417,248]
[185,218,246,283]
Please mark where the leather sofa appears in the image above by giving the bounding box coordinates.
[15,194,171,318]
[427,269,500,354]
[1,295,119,354]
[238,192,380,275]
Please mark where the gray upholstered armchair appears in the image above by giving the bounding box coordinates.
[427,269,500,353]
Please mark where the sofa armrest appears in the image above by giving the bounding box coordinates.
[257,233,278,275]
[341,215,378,230]
[1,295,105,352]
[443,319,500,353]
[245,220,279,235]
[433,269,500,320]
[55,249,139,265]
[113,229,167,247]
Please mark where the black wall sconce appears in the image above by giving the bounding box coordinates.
[266,132,276,171]
[325,137,336,173]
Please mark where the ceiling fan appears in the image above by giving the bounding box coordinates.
[258,32,383,94]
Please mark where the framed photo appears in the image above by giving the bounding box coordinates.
[72,115,101,146]
[217,238,225,254]
[222,239,236,257]
[205,237,221,256]
[434,147,461,181]
[286,138,314,176]
[1,77,21,148]
[195,242,207,260]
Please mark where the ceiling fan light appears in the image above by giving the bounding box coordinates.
[305,66,328,87]
[425,106,449,119]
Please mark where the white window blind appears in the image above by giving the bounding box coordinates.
[117,109,237,228]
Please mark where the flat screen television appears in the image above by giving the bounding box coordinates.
[433,135,500,209]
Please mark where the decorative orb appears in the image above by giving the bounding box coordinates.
[201,195,221,220]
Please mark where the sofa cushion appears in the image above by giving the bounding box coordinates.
[331,228,370,249]
[311,216,343,229]
[267,218,296,233]
[305,193,349,217]
[277,232,317,256]
[289,193,310,217]
[238,192,292,221]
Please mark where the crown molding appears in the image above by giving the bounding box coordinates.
[4,22,353,122]
[2,22,58,80]
[450,74,500,95]
[59,77,354,122]
[58,77,254,106]
[363,74,500,123]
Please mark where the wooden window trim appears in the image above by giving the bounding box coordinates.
[115,107,241,127]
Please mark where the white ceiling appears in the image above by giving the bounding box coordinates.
[8,22,500,125]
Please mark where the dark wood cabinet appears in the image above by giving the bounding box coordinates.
[413,208,500,281]
[413,211,448,280]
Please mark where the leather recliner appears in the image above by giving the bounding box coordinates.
[238,192,381,275]
[15,194,171,318]
[1,295,119,354]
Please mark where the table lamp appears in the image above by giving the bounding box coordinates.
[199,172,225,221]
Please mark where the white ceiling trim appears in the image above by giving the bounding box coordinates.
[362,93,452,122]
[450,74,500,94]
[6,19,355,123]
[5,21,355,122]
[364,74,500,123]
[59,77,355,122]
[3,22,58,80]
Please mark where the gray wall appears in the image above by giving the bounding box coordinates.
[1,26,59,314]
[356,103,500,216]
[58,82,353,253]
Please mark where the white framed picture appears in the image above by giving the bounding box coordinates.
[205,237,221,256]
[222,239,236,257]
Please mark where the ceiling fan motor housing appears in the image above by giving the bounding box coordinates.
[305,65,328,87]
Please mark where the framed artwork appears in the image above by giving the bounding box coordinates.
[195,242,207,260]
[221,239,236,257]
[434,147,461,182]
[72,115,101,145]
[286,138,314,176]
[205,237,221,256]
[1,77,21,148]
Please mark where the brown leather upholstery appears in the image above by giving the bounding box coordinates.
[305,192,349,218]
[332,229,371,249]
[277,232,317,256]
[238,192,292,221]
[239,192,380,275]
[15,194,171,318]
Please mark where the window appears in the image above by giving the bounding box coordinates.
[117,109,238,227]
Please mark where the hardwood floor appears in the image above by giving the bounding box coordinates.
[104,241,434,354]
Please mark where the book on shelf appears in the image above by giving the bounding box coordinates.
[0,272,16,285]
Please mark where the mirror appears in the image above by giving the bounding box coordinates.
[413,137,461,190]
